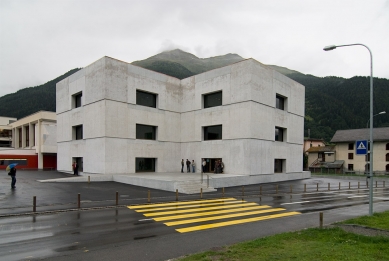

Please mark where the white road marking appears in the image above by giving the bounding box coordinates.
[281,201,310,205]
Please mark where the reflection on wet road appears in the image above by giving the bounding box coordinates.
[0,187,388,260]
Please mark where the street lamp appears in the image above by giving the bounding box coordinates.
[367,111,386,129]
[323,43,374,216]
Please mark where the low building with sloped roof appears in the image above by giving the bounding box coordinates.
[330,127,389,174]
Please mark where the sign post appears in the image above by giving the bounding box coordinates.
[355,140,368,155]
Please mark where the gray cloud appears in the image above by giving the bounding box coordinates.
[0,0,388,97]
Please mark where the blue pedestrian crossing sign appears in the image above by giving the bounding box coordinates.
[356,140,368,155]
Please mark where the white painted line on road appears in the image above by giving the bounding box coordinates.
[347,195,368,198]
[373,197,389,200]
[281,201,310,205]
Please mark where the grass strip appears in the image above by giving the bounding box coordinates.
[178,227,389,261]
[339,211,389,231]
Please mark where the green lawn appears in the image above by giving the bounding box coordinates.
[177,212,389,261]
[339,211,389,231]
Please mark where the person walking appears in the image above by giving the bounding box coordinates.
[202,159,206,173]
[9,166,16,189]
[186,159,191,173]
[181,159,184,173]
[192,160,196,173]
[72,161,77,175]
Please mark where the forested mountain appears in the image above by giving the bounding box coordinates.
[0,49,388,142]
[132,49,244,78]
[0,69,80,119]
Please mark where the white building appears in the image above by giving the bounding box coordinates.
[0,116,16,148]
[56,56,308,182]
[0,111,57,170]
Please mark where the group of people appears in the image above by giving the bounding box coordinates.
[181,158,224,174]
[181,159,196,173]
[214,159,224,174]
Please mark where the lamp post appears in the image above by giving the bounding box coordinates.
[323,43,374,215]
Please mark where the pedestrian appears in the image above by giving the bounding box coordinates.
[9,166,16,189]
[220,160,224,173]
[186,159,191,173]
[202,159,206,173]
[214,160,220,174]
[192,160,196,173]
[181,159,184,173]
[73,161,79,176]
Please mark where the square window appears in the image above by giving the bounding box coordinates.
[73,125,83,140]
[275,127,285,142]
[136,124,157,140]
[348,164,354,171]
[137,90,157,108]
[276,94,285,110]
[72,92,82,108]
[204,91,222,109]
[204,125,222,140]
[274,159,284,173]
[348,143,354,150]
[348,153,354,160]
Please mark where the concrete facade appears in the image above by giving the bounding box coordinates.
[56,56,308,183]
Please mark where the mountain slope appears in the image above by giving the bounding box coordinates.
[0,69,81,119]
[132,49,244,78]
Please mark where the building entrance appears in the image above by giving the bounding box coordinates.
[202,158,222,173]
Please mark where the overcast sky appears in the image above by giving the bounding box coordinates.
[1,0,388,97]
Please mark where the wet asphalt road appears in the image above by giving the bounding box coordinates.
[0,171,388,261]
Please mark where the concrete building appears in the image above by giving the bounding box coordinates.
[330,127,389,174]
[56,56,309,183]
[0,116,16,148]
[0,111,57,170]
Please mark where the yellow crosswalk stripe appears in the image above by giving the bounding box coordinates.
[153,205,271,221]
[165,208,286,226]
[143,202,258,217]
[128,198,237,209]
[175,212,301,233]
[135,200,246,213]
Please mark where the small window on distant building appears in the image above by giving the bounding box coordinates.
[136,90,157,108]
[274,159,284,173]
[276,94,285,110]
[386,153,389,162]
[348,153,353,160]
[203,91,222,109]
[275,127,285,142]
[366,153,370,162]
[204,125,222,140]
[73,125,83,140]
[348,143,354,150]
[386,164,389,171]
[72,92,82,108]
[136,124,157,140]
[348,164,354,171]
[386,143,389,150]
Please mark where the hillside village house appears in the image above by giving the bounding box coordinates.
[303,138,325,154]
[331,127,389,174]
[0,111,57,170]
[56,56,309,183]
